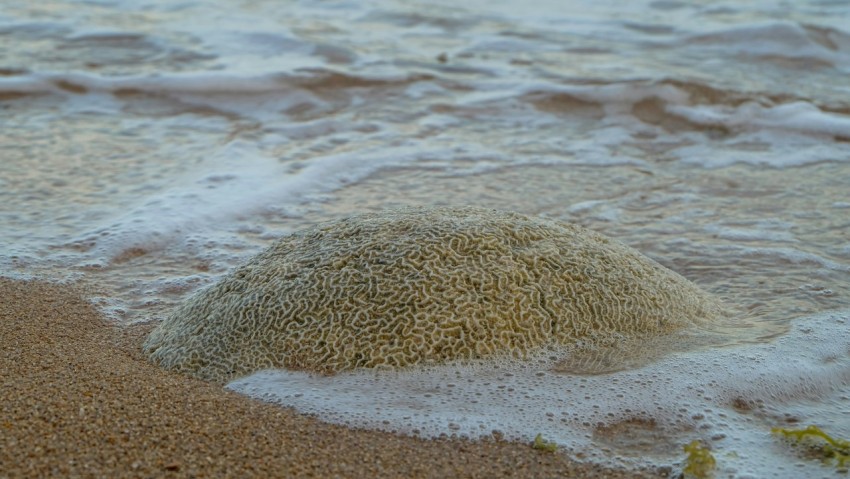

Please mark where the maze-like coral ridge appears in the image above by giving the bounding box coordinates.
[144,206,726,382]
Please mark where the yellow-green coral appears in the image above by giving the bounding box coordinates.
[772,425,850,468]
[145,206,727,382]
[683,440,716,478]
[532,433,558,453]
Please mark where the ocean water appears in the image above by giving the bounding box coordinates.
[2,0,849,477]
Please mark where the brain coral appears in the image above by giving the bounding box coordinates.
[144,206,726,382]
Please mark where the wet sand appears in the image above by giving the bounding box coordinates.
[0,278,661,478]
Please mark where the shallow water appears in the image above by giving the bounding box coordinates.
[2,0,849,477]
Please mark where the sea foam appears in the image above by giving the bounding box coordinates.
[229,311,850,478]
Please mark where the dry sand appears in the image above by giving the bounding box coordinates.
[0,278,663,478]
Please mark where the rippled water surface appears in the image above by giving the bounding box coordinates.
[2,0,849,477]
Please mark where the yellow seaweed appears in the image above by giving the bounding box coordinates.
[682,440,716,478]
[772,425,850,468]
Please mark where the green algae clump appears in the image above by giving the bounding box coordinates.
[532,433,558,453]
[682,440,716,478]
[144,206,727,382]
[772,425,850,468]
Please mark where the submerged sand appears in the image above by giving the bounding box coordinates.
[0,278,660,478]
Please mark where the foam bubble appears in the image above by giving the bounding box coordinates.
[229,311,850,478]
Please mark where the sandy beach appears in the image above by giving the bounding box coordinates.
[3,1,849,477]
[0,278,659,478]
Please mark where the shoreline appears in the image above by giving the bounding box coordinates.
[0,278,659,478]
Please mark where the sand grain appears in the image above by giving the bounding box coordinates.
[0,278,659,478]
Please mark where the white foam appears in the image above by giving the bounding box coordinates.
[473,81,690,116]
[0,71,294,94]
[229,311,850,478]
[493,82,850,170]
[668,101,850,140]
[722,245,849,273]
[705,220,797,243]
[69,140,508,261]
[567,200,622,222]
[685,21,850,69]
[674,130,847,169]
